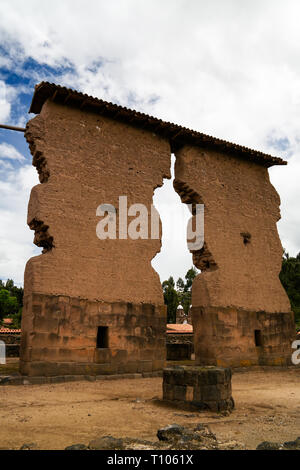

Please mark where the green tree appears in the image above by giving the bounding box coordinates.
[4,279,24,309]
[0,289,19,321]
[279,251,300,328]
[176,267,198,315]
[162,276,178,323]
[184,267,197,292]
[11,309,22,329]
[176,277,185,292]
[162,267,198,321]
[0,279,23,327]
[178,290,192,316]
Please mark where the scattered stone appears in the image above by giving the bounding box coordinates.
[20,443,38,450]
[218,440,245,450]
[283,437,300,450]
[194,424,217,441]
[157,424,184,441]
[179,431,200,443]
[126,443,154,450]
[66,422,222,452]
[62,424,300,452]
[123,437,157,450]
[256,441,281,450]
[194,423,205,431]
[156,423,219,450]
[65,444,88,450]
[88,436,124,450]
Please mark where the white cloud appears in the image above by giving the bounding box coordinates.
[270,151,300,257]
[0,0,299,283]
[0,80,13,123]
[0,160,13,171]
[0,164,40,284]
[0,142,25,161]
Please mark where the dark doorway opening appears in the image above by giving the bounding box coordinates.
[97,326,109,348]
[254,329,263,347]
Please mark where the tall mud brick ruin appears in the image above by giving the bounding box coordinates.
[20,82,295,376]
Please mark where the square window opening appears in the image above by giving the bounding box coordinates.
[97,326,109,348]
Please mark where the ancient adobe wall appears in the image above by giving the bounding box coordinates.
[20,100,170,376]
[20,92,295,375]
[174,145,295,367]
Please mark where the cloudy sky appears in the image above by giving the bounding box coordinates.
[0,0,299,286]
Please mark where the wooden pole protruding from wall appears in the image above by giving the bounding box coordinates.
[0,124,26,133]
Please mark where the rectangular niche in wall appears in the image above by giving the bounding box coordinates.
[254,329,263,347]
[97,326,109,349]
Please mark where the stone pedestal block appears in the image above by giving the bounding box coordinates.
[163,365,234,412]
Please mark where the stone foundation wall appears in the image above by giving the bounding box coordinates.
[193,307,295,367]
[20,294,166,376]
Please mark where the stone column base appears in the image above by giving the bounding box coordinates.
[163,365,234,412]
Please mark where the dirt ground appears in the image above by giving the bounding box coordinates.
[0,364,299,450]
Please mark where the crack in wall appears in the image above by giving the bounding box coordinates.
[192,242,218,272]
[25,124,50,183]
[173,179,203,207]
[25,119,53,254]
[28,218,54,253]
[173,178,218,272]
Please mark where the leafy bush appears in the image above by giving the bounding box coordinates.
[0,279,23,326]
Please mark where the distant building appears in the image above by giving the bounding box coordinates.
[176,303,192,325]
[0,327,21,357]
[166,323,194,360]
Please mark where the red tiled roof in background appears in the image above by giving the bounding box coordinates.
[28,82,287,168]
[166,323,193,334]
[0,328,21,334]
